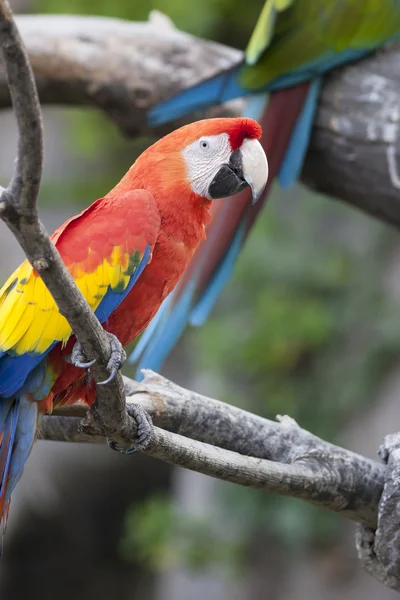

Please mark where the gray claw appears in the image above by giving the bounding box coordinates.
[75,358,96,369]
[69,333,126,385]
[97,333,126,385]
[127,404,153,450]
[69,341,96,370]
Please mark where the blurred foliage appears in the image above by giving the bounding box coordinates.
[36,0,264,48]
[120,494,246,574]
[196,185,399,441]
[191,184,400,548]
[32,0,400,577]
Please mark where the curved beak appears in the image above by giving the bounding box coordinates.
[240,138,268,205]
[208,138,268,205]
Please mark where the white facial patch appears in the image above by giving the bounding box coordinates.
[181,133,232,198]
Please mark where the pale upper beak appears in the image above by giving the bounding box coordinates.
[240,138,268,205]
[208,138,268,205]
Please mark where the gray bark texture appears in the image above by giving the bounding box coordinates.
[0,15,400,228]
[41,370,385,529]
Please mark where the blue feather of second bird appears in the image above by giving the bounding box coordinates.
[136,32,398,374]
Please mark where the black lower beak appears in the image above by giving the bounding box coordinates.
[208,149,247,199]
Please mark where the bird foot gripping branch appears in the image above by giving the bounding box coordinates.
[356,432,400,592]
[107,403,154,454]
[69,332,127,385]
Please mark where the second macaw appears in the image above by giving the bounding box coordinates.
[131,0,400,375]
[0,117,267,529]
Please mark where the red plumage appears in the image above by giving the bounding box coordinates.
[46,117,262,408]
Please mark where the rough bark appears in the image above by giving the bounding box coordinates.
[304,43,400,228]
[40,370,385,530]
[0,15,399,228]
[0,13,242,134]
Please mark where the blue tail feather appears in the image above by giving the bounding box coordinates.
[242,92,268,121]
[0,399,20,504]
[189,224,245,327]
[278,77,322,188]
[5,396,37,504]
[137,46,376,374]
[133,283,196,379]
[129,294,174,365]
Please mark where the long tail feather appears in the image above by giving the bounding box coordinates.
[278,77,322,188]
[5,396,37,505]
[132,83,311,377]
[0,399,20,525]
[0,395,37,530]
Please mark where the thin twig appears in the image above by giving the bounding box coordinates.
[0,0,134,449]
[0,1,42,210]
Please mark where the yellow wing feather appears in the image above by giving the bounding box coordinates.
[0,244,139,357]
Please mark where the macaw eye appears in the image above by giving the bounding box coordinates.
[199,139,210,151]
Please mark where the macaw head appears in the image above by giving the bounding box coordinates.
[125,118,268,207]
[177,117,268,205]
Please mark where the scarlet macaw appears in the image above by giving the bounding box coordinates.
[0,117,268,526]
[131,0,400,375]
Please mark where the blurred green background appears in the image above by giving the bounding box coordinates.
[0,0,399,598]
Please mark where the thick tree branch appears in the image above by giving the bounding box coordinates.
[0,13,243,132]
[0,0,137,451]
[40,370,385,530]
[1,15,400,228]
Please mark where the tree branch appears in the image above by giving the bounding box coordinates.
[40,370,385,530]
[0,0,138,451]
[1,15,400,228]
[0,13,243,133]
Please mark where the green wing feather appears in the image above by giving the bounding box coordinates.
[246,0,294,65]
[242,0,400,89]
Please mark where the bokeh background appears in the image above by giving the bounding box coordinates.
[1,0,400,598]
